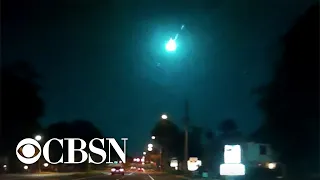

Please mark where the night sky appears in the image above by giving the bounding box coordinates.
[2,0,316,154]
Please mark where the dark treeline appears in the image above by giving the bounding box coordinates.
[253,3,319,178]
[0,62,126,172]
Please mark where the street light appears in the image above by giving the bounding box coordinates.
[35,135,42,173]
[148,144,153,148]
[35,135,42,141]
[151,136,155,140]
[148,147,153,152]
[143,152,146,155]
[161,114,168,120]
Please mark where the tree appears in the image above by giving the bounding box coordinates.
[46,119,104,171]
[150,120,182,168]
[188,126,203,158]
[0,61,44,172]
[151,120,181,156]
[218,118,237,133]
[205,130,214,141]
[255,3,319,178]
[218,118,241,142]
[150,120,206,168]
[202,129,221,170]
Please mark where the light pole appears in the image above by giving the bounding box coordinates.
[159,147,162,171]
[183,100,189,172]
[35,135,42,173]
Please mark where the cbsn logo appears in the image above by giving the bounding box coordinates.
[16,138,128,165]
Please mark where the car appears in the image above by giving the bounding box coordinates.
[137,167,144,172]
[111,166,125,175]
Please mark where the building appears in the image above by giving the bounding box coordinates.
[242,142,277,168]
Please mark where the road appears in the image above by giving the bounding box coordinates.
[0,172,188,180]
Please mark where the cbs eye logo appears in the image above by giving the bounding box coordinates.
[16,138,42,164]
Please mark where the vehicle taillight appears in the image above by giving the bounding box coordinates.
[111,168,115,171]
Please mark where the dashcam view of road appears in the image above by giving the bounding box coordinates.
[1,0,319,180]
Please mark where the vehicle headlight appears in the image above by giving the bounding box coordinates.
[268,163,276,169]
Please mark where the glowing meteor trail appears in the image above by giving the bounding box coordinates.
[165,24,186,52]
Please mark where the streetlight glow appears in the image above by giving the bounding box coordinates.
[148,147,153,151]
[165,38,177,52]
[161,114,168,120]
[35,135,42,141]
[148,144,153,148]
[151,136,155,139]
[143,152,146,155]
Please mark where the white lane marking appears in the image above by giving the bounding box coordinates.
[147,174,155,180]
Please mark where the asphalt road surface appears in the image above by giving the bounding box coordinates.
[0,172,188,180]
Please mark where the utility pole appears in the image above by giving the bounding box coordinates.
[184,100,189,171]
[38,160,41,173]
[159,148,162,171]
